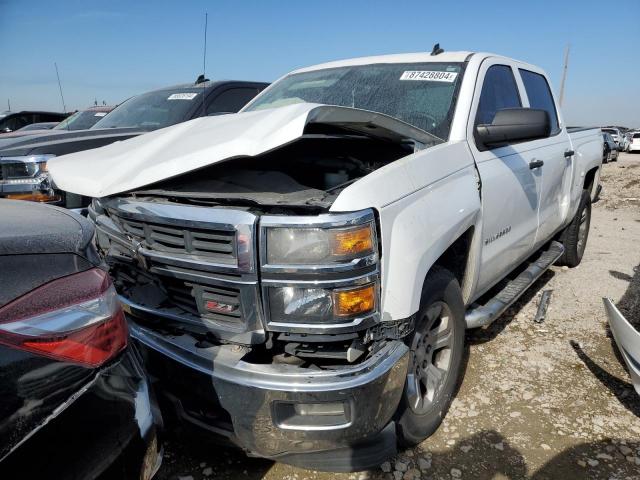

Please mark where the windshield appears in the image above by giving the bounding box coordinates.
[91,88,203,130]
[54,110,110,130]
[245,62,465,139]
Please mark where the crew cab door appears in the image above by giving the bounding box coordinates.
[467,60,540,294]
[515,66,573,246]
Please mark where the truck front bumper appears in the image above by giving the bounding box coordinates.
[129,320,410,471]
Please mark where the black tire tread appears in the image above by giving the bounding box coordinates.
[557,190,591,267]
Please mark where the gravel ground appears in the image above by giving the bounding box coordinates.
[157,152,640,480]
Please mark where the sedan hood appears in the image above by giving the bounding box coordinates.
[48,103,440,198]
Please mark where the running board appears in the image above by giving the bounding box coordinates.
[465,241,564,329]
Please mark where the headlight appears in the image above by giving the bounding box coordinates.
[265,222,375,265]
[0,154,55,181]
[261,210,380,331]
[267,283,377,324]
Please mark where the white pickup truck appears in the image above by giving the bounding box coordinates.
[49,50,603,471]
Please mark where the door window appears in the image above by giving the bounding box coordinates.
[207,88,259,114]
[475,65,521,126]
[519,69,559,134]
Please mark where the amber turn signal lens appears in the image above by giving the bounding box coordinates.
[332,225,374,257]
[333,284,376,317]
[6,193,61,203]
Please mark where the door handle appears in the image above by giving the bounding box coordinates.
[564,150,575,158]
[529,160,544,169]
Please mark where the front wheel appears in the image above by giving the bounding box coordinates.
[557,189,592,267]
[396,267,466,446]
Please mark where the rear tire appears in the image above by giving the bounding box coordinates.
[557,189,591,267]
[396,267,466,447]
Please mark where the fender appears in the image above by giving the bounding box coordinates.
[331,141,481,320]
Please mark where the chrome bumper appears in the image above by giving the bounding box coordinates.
[130,321,409,463]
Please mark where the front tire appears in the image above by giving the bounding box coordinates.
[396,267,466,446]
[557,189,592,267]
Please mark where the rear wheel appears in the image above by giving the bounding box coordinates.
[396,267,466,446]
[557,189,591,267]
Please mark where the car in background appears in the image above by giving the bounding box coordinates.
[603,132,618,162]
[602,127,623,149]
[0,199,162,480]
[52,105,115,131]
[0,78,268,210]
[0,110,69,133]
[628,131,640,153]
[16,122,59,131]
[0,107,116,143]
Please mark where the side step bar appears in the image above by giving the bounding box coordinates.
[465,241,565,329]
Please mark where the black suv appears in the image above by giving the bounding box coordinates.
[0,78,268,210]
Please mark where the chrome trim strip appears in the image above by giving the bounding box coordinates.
[261,271,378,287]
[260,253,378,275]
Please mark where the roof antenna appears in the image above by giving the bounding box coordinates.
[54,62,70,130]
[558,44,570,107]
[7,99,10,112]
[54,62,67,113]
[201,12,208,117]
[431,43,444,56]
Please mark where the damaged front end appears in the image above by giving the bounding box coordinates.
[86,109,426,470]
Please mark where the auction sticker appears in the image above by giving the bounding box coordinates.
[400,71,458,82]
[167,92,199,100]
[94,112,107,117]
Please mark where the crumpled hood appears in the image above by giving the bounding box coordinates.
[48,103,439,198]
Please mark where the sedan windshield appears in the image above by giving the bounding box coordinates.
[91,88,203,130]
[54,110,111,130]
[244,62,465,139]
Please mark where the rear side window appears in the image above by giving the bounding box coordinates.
[633,133,640,139]
[475,65,521,126]
[207,88,260,114]
[519,69,560,134]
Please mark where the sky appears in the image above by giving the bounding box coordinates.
[1,0,639,127]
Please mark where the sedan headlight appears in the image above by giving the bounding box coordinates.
[265,222,375,265]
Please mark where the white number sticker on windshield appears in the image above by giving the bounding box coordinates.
[400,71,458,82]
[94,112,107,117]
[167,93,199,100]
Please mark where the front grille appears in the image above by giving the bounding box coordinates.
[101,200,262,343]
[159,275,243,325]
[115,216,236,264]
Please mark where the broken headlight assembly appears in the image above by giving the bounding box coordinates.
[260,210,380,332]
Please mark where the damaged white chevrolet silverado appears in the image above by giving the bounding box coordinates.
[48,51,603,471]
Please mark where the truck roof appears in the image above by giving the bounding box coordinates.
[294,51,475,73]
[293,51,533,74]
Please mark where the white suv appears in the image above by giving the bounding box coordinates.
[629,131,640,153]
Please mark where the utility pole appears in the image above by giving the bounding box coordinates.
[558,44,570,107]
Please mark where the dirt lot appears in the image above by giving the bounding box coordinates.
[157,152,640,480]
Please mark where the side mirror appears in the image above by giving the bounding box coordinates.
[476,108,550,149]
[2,127,11,133]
